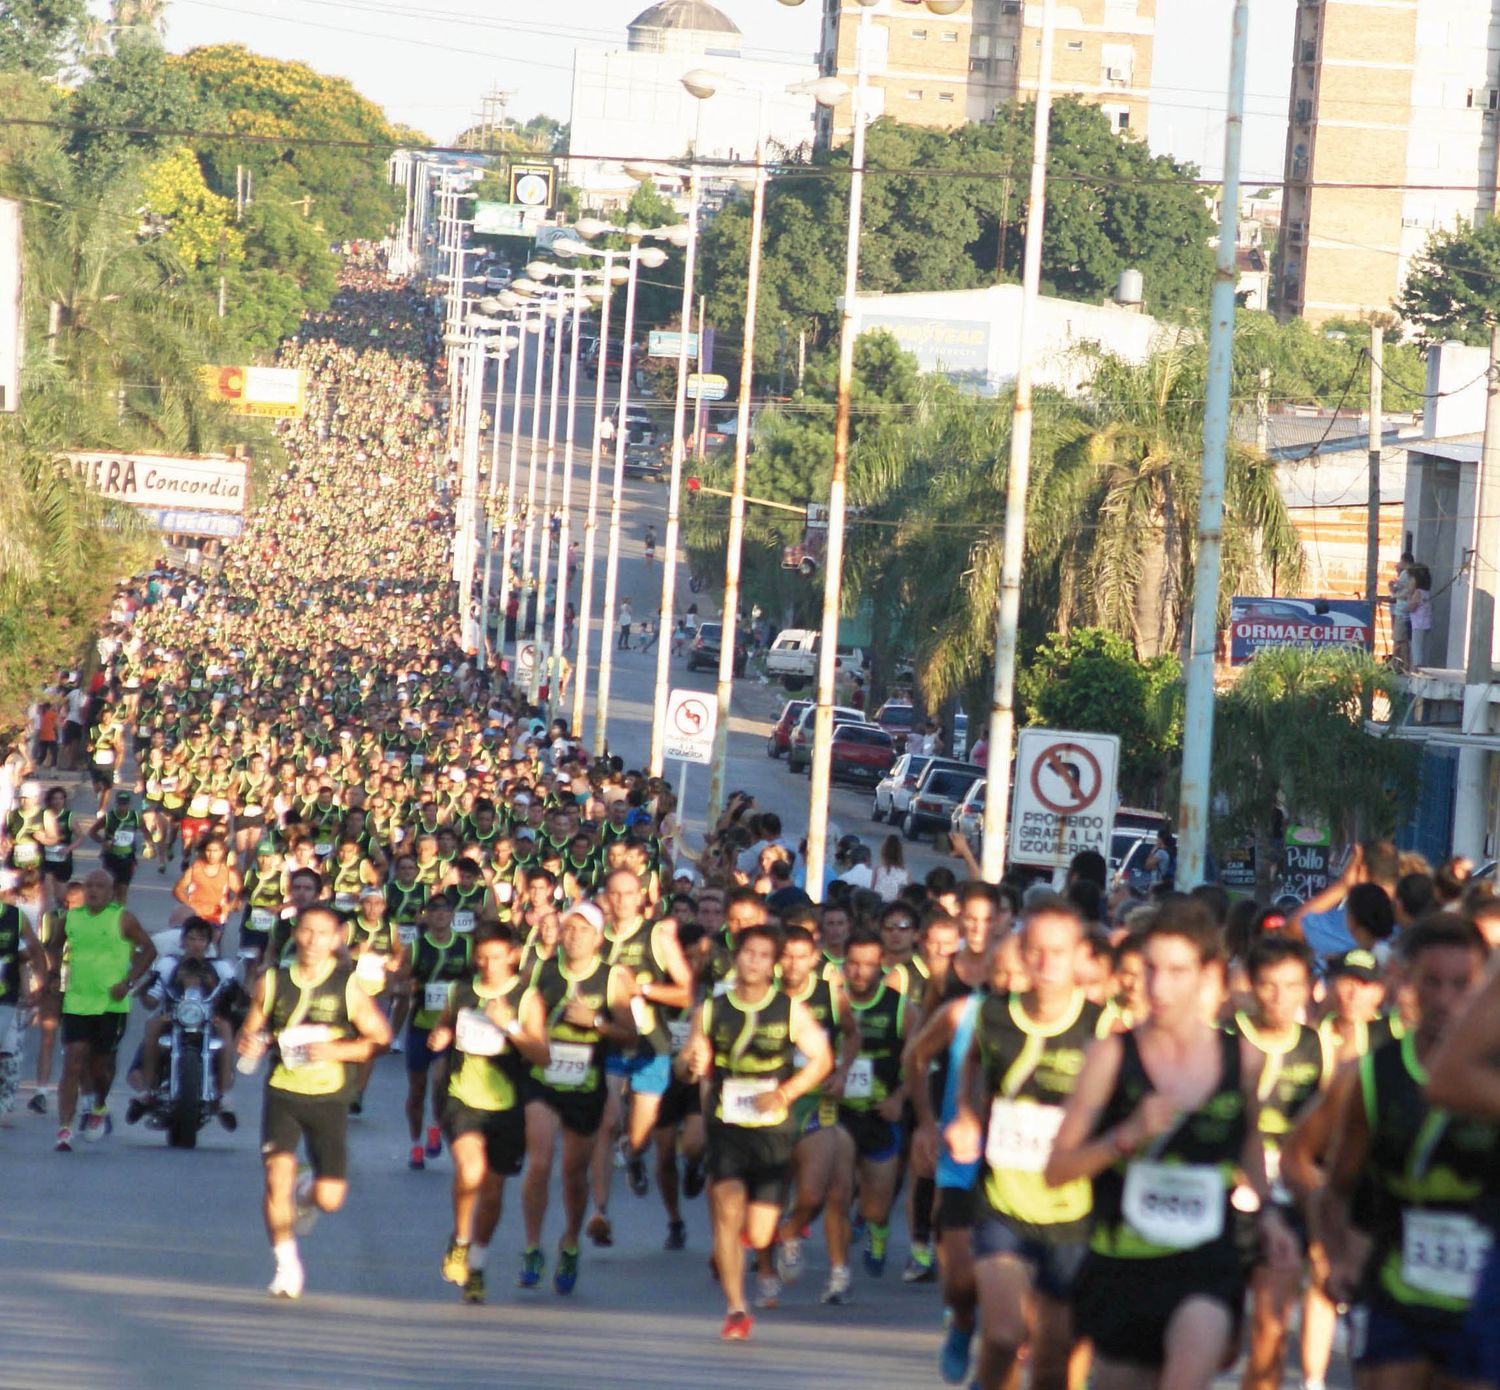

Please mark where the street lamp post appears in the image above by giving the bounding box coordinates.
[477,327,517,672]
[545,272,589,723]
[533,285,567,705]
[517,283,550,666]
[495,297,531,680]
[595,237,668,751]
[981,0,1057,881]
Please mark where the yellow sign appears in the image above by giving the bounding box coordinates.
[200,365,306,418]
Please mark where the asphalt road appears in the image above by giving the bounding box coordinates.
[0,342,1340,1389]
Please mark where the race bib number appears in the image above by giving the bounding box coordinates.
[424,981,451,1014]
[12,843,38,866]
[112,829,135,851]
[398,924,419,946]
[242,803,263,819]
[314,842,333,858]
[355,952,387,984]
[279,1023,334,1070]
[721,1077,782,1128]
[985,1098,1064,1174]
[250,908,275,932]
[94,750,115,766]
[1401,1211,1491,1301]
[190,678,203,690]
[411,754,425,769]
[333,894,356,914]
[1122,1162,1225,1249]
[543,1040,591,1088]
[668,1019,691,1054]
[43,844,67,863]
[456,1008,507,1057]
[843,1056,875,1101]
[496,882,513,903]
[452,910,476,935]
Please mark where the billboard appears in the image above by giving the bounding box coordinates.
[858,313,990,378]
[199,365,306,418]
[1228,596,1373,666]
[0,199,20,413]
[508,163,555,209]
[136,508,245,539]
[65,451,248,515]
[474,201,545,237]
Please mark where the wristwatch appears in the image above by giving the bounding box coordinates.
[594,1010,607,1030]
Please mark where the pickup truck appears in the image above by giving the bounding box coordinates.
[764,628,866,689]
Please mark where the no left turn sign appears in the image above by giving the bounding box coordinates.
[1010,728,1120,871]
[664,688,717,766]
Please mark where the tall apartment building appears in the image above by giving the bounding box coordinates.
[814,0,1155,148]
[1277,0,1500,325]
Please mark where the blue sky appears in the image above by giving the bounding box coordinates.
[165,0,1298,181]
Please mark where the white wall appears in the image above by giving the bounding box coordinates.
[568,48,818,193]
[848,283,1178,394]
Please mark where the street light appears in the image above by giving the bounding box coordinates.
[594,233,671,751]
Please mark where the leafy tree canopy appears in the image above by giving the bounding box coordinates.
[142,145,242,271]
[172,44,406,240]
[0,0,87,77]
[1397,217,1500,347]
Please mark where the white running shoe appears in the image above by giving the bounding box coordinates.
[268,1264,304,1300]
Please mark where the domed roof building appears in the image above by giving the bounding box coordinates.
[627,0,742,55]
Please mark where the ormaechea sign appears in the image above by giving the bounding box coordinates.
[64,451,248,515]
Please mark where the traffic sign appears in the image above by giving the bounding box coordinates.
[516,640,548,698]
[648,330,700,361]
[1009,728,1120,870]
[517,641,538,674]
[686,373,728,402]
[664,688,717,765]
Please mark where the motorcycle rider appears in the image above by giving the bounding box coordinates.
[125,916,240,1129]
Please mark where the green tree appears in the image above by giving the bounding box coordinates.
[0,0,87,76]
[1398,217,1500,346]
[141,145,243,271]
[1017,628,1181,802]
[1212,647,1419,898]
[173,45,406,240]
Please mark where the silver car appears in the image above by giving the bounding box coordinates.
[872,753,969,823]
[903,765,984,840]
[950,776,986,852]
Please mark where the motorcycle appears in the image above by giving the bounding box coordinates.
[146,980,224,1149]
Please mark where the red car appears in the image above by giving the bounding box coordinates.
[873,700,915,751]
[766,699,811,759]
[829,723,897,785]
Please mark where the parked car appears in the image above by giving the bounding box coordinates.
[1110,807,1170,873]
[764,628,867,688]
[786,704,868,773]
[625,406,656,445]
[872,701,915,750]
[766,699,812,759]
[902,765,984,840]
[871,752,970,824]
[830,724,896,785]
[951,777,986,852]
[623,442,666,480]
[686,621,747,676]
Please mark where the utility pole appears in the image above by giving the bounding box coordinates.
[978,0,1058,882]
[1255,368,1270,454]
[1365,326,1383,659]
[235,164,244,222]
[1175,0,1252,889]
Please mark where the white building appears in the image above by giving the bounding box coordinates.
[567,1,819,204]
[846,283,1175,395]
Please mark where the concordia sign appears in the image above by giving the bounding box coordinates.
[65,451,248,515]
[1228,596,1373,666]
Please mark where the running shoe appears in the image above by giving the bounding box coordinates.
[81,1108,111,1142]
[721,1310,753,1341]
[27,1091,48,1115]
[349,1098,363,1117]
[585,1212,613,1247]
[938,1321,974,1385]
[754,1275,782,1310]
[554,1244,580,1295]
[626,1150,649,1198]
[820,1265,852,1305]
[863,1223,889,1278]
[664,1220,687,1251]
[54,1127,72,1153]
[516,1247,545,1289]
[408,1144,425,1171]
[682,1155,706,1199]
[441,1239,470,1285]
[268,1265,304,1300]
[776,1236,803,1285]
[125,1096,149,1126]
[424,1125,442,1159]
[461,1269,486,1304]
[903,1243,936,1283]
[218,1106,238,1133]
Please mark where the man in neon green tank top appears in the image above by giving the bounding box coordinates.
[58,870,156,1151]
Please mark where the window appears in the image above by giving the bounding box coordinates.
[1116,109,1130,130]
[1066,39,1085,51]
[910,27,927,39]
[938,91,955,102]
[940,30,959,41]
[904,88,924,100]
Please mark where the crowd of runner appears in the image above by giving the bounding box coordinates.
[0,253,1498,1390]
